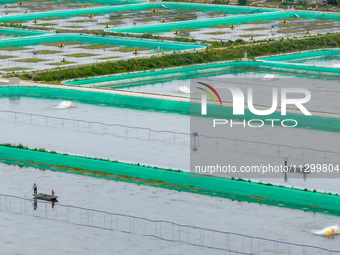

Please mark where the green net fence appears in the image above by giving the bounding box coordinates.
[0,0,142,5]
[1,145,340,215]
[0,34,206,51]
[260,49,340,62]
[150,3,277,14]
[1,86,339,132]
[257,60,340,77]
[62,0,143,4]
[0,27,50,36]
[112,10,340,34]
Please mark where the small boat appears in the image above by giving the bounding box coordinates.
[33,193,58,202]
[326,227,340,237]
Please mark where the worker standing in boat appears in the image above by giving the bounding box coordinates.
[51,189,55,197]
[33,183,37,195]
[284,156,288,167]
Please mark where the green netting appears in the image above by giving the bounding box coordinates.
[0,34,206,51]
[1,145,340,215]
[0,28,50,36]
[257,60,340,77]
[300,11,340,21]
[150,3,276,14]
[260,50,340,62]
[0,0,142,5]
[112,10,340,34]
[61,0,143,4]
[0,3,274,23]
[66,60,340,87]
[0,86,339,132]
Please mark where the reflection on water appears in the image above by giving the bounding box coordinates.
[119,71,340,114]
[32,199,55,210]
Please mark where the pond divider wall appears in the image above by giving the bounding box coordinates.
[66,60,340,87]
[0,28,50,37]
[0,34,205,51]
[1,145,340,215]
[260,49,340,62]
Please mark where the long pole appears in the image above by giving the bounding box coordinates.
[24,189,33,197]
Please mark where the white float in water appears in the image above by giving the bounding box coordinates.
[312,225,339,236]
[177,86,190,94]
[55,101,73,109]
[263,74,276,80]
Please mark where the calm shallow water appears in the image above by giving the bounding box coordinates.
[0,97,189,169]
[119,71,340,113]
[1,210,212,255]
[1,163,340,254]
[0,97,188,132]
[118,71,289,95]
